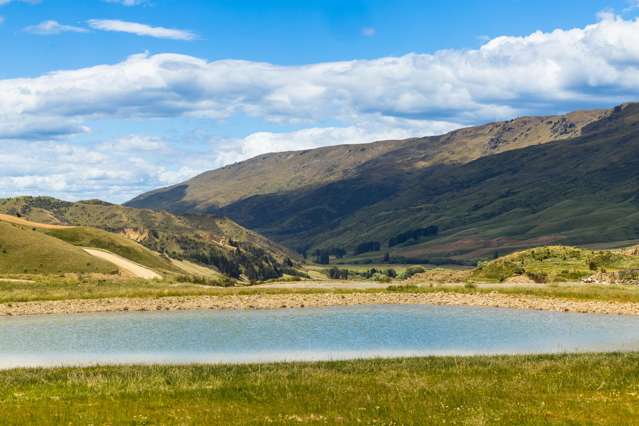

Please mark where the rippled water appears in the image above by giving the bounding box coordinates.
[1,305,639,368]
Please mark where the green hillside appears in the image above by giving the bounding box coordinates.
[127,103,639,263]
[0,197,301,282]
[0,222,117,275]
[42,227,180,274]
[472,246,639,283]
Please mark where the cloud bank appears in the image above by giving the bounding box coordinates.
[4,14,639,201]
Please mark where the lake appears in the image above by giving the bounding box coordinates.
[1,305,639,369]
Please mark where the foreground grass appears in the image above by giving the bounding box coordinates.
[1,354,639,424]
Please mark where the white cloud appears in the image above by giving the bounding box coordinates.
[87,19,196,40]
[104,0,149,5]
[0,136,201,202]
[5,14,639,142]
[98,135,168,152]
[25,20,88,35]
[4,15,639,200]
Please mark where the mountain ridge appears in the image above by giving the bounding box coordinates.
[128,103,639,262]
[128,108,608,212]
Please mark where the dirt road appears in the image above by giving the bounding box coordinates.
[83,248,161,280]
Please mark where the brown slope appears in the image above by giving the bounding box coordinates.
[127,108,608,212]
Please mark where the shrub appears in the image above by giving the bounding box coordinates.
[399,266,426,280]
[525,271,548,283]
[327,267,349,280]
[372,273,391,283]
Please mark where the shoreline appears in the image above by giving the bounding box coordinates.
[3,291,639,317]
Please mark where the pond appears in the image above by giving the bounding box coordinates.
[1,305,638,369]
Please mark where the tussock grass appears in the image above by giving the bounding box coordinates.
[1,353,639,424]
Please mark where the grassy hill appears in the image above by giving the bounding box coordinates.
[0,222,117,275]
[127,103,639,263]
[42,227,179,274]
[0,197,301,282]
[128,108,606,211]
[472,246,639,283]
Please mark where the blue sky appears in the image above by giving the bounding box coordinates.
[1,0,632,76]
[1,0,639,202]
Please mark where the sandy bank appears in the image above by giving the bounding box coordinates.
[3,292,639,317]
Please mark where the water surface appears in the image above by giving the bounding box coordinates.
[1,305,638,368]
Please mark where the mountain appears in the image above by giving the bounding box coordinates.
[0,197,301,281]
[128,104,639,263]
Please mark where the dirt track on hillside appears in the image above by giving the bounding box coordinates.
[83,249,161,280]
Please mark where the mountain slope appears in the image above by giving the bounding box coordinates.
[128,109,607,212]
[0,197,300,281]
[128,103,639,262]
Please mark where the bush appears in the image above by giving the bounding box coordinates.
[525,271,548,283]
[327,267,349,280]
[399,266,426,280]
[372,273,392,283]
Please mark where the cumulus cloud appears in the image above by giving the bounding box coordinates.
[87,19,196,40]
[5,15,639,200]
[25,20,88,35]
[0,136,203,202]
[5,14,639,141]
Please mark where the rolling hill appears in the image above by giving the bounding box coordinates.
[128,103,639,263]
[0,221,117,275]
[0,197,300,281]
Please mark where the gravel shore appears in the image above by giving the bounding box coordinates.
[2,291,639,317]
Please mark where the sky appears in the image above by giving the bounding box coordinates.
[2,0,639,202]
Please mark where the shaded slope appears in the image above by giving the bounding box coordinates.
[131,103,639,262]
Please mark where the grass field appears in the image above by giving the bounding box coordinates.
[1,353,639,424]
[5,275,639,305]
